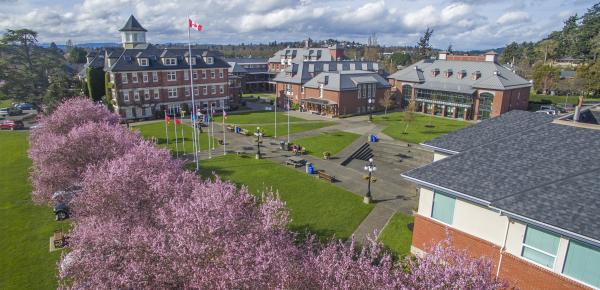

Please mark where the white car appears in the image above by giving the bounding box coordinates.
[264,106,273,111]
[535,109,558,115]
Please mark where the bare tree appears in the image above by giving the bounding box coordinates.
[402,100,416,134]
[379,90,394,115]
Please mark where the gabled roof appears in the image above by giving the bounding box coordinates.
[388,58,530,91]
[303,70,390,91]
[119,15,147,32]
[273,60,379,84]
[106,46,229,72]
[422,110,554,154]
[403,112,600,244]
[268,47,334,63]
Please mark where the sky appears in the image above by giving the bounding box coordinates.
[0,0,597,50]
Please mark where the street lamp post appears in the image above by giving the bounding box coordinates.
[363,158,376,204]
[368,95,374,122]
[255,126,263,159]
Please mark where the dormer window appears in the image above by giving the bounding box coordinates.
[205,57,213,65]
[472,71,481,80]
[164,58,177,66]
[445,69,453,78]
[431,68,440,77]
[138,58,149,66]
[458,70,467,79]
[188,57,196,65]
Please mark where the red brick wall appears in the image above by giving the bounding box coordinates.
[413,214,591,290]
[446,55,486,62]
[490,87,530,117]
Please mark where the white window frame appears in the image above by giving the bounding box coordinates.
[123,90,129,102]
[121,73,128,84]
[139,58,148,66]
[211,86,216,94]
[203,87,208,95]
[193,70,198,80]
[152,72,158,82]
[219,85,224,94]
[164,58,177,66]
[154,89,160,99]
[520,226,560,269]
[144,89,150,100]
[206,57,213,64]
[184,70,189,81]
[167,71,177,81]
[132,73,138,83]
[189,57,196,65]
[211,70,216,79]
[202,70,207,79]
[185,87,190,96]
[219,70,224,78]
[142,72,148,83]
[168,88,177,98]
[134,90,140,101]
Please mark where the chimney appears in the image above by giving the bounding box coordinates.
[574,96,584,122]
[485,51,498,63]
[439,51,448,60]
[304,39,309,48]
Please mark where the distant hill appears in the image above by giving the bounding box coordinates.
[40,43,120,50]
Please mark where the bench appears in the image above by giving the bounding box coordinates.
[226,125,235,132]
[240,129,250,136]
[53,230,69,248]
[285,158,306,168]
[317,170,335,182]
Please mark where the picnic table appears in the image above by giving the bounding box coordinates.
[285,157,306,168]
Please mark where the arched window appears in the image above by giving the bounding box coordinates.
[478,92,494,120]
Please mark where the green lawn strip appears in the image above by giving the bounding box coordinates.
[213,111,334,137]
[0,132,64,290]
[132,121,219,155]
[193,155,374,240]
[0,98,14,108]
[378,211,414,257]
[374,112,471,144]
[242,93,276,100]
[527,94,600,105]
[294,131,361,158]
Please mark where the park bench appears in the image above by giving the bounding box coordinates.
[317,170,335,182]
[226,125,235,132]
[240,129,250,136]
[53,230,69,249]
[218,139,224,145]
[285,157,306,168]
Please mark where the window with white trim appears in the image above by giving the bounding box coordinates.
[202,70,207,79]
[521,226,560,268]
[152,72,158,82]
[193,71,198,80]
[154,89,160,99]
[121,73,128,84]
[139,58,148,66]
[134,90,140,101]
[142,73,148,83]
[562,240,600,288]
[144,89,150,100]
[193,87,199,96]
[184,70,189,80]
[164,58,177,65]
[132,73,138,83]
[211,70,216,79]
[189,57,196,65]
[219,85,224,94]
[168,88,177,98]
[167,71,176,81]
[185,87,190,96]
[219,70,224,78]
[431,191,455,225]
[123,91,129,102]
[211,86,216,94]
[206,57,213,64]
[203,87,207,95]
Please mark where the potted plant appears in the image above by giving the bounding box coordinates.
[323,151,331,160]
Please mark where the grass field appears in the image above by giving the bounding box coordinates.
[0,98,14,108]
[213,111,334,138]
[528,94,600,105]
[378,212,415,257]
[374,112,471,144]
[0,132,63,289]
[132,121,219,155]
[194,155,373,240]
[294,131,361,158]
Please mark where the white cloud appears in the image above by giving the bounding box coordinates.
[440,3,472,22]
[497,11,530,25]
[403,5,436,28]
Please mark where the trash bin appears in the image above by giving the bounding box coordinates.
[235,126,241,134]
[279,141,285,150]
[306,163,314,174]
[372,135,378,142]
[284,142,290,151]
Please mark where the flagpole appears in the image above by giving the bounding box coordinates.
[164,109,169,145]
[180,105,185,155]
[222,108,226,155]
[207,112,212,159]
[274,92,277,138]
[211,106,215,150]
[187,16,199,172]
[287,96,290,143]
[173,106,180,158]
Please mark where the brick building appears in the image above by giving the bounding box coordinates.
[388,51,531,121]
[89,15,234,120]
[403,111,600,289]
[268,42,344,72]
[273,61,382,117]
[226,58,275,93]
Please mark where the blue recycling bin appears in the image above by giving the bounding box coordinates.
[235,126,241,134]
[372,135,378,142]
[306,163,314,174]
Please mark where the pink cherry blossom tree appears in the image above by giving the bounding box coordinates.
[28,122,140,204]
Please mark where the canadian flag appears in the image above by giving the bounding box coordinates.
[188,19,202,31]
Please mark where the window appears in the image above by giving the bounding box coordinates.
[301,86,304,93]
[142,73,148,83]
[219,85,224,94]
[219,70,224,78]
[431,191,455,224]
[144,89,150,100]
[139,58,148,66]
[164,58,177,65]
[168,88,177,98]
[134,90,140,101]
[211,70,215,79]
[206,57,213,64]
[152,72,158,82]
[123,91,129,102]
[521,226,560,268]
[202,70,207,79]
[132,73,138,83]
[185,87,190,96]
[203,87,207,95]
[167,71,177,81]
[193,71,198,80]
[189,57,196,65]
[184,70,189,80]
[211,86,216,94]
[154,89,159,99]
[562,240,600,288]
[121,73,128,84]
[193,87,199,96]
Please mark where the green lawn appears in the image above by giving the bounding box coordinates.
[378,212,414,257]
[528,94,600,105]
[132,121,219,155]
[194,155,374,240]
[242,93,276,100]
[294,131,361,158]
[213,111,334,138]
[0,132,63,289]
[0,98,14,108]
[374,112,471,144]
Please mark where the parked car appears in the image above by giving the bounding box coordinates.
[7,107,22,116]
[15,103,35,111]
[0,108,8,118]
[535,109,558,115]
[0,119,24,130]
[52,188,79,221]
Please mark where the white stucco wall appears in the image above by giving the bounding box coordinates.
[452,199,508,246]
[504,220,527,256]
[417,187,434,217]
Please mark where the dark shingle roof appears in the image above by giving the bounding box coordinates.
[107,46,229,72]
[404,122,600,242]
[422,110,554,153]
[119,15,147,32]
